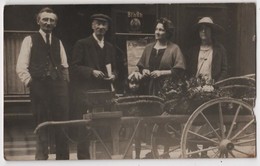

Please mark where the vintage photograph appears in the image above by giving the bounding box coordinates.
[3,3,256,161]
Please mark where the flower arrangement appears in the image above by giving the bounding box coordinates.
[159,75,220,114]
[126,71,256,114]
[160,75,217,99]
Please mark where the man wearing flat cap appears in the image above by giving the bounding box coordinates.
[70,13,116,159]
[91,13,112,22]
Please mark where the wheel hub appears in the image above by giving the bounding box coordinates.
[219,139,234,152]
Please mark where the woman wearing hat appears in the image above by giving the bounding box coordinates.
[133,17,186,96]
[186,17,228,82]
[186,17,228,158]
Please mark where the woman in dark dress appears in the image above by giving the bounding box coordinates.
[128,17,186,159]
[133,17,186,95]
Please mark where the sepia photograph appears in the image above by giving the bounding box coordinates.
[2,1,257,163]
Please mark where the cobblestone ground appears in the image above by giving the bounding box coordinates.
[4,119,154,160]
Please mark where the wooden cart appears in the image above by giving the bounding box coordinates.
[34,74,256,159]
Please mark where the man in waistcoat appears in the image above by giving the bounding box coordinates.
[70,13,116,159]
[16,7,70,160]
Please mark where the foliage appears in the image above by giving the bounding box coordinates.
[159,74,256,114]
[159,76,220,114]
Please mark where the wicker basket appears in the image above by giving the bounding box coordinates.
[85,89,115,107]
[115,96,164,116]
[163,98,193,115]
[163,92,217,115]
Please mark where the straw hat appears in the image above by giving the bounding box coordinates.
[193,17,225,33]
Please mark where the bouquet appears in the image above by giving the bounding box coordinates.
[159,75,220,114]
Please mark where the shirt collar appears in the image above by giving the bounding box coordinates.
[39,29,52,43]
[92,33,104,43]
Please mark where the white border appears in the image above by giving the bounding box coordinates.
[0,0,259,166]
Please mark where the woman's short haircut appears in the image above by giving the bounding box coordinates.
[156,17,174,40]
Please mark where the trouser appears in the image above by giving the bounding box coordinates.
[31,77,70,160]
[76,126,91,159]
[70,88,91,159]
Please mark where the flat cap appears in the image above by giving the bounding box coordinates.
[91,13,112,23]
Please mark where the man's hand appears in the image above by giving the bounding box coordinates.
[27,78,33,87]
[92,70,105,79]
[109,74,116,81]
[104,74,116,81]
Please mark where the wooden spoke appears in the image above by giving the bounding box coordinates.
[181,98,255,159]
[188,130,218,144]
[151,123,180,159]
[213,150,220,158]
[228,151,236,158]
[235,132,255,140]
[224,152,229,158]
[166,124,181,137]
[219,152,224,158]
[227,105,241,139]
[187,146,218,156]
[200,112,221,140]
[233,139,256,145]
[231,119,255,141]
[158,145,180,158]
[233,148,252,156]
[218,103,225,139]
[123,119,141,158]
[91,128,112,158]
[203,128,220,137]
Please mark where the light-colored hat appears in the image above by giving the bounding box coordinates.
[194,17,224,33]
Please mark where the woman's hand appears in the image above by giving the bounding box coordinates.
[142,69,151,77]
[151,70,172,78]
[150,70,162,78]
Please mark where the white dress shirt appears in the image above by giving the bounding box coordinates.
[16,29,69,86]
[196,45,213,80]
[93,33,104,48]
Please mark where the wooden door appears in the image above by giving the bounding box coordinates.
[235,4,256,75]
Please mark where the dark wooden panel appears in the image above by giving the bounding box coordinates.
[175,4,229,53]
[236,4,256,75]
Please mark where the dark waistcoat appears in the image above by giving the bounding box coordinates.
[29,33,61,79]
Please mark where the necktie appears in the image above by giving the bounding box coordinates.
[46,33,50,45]
[45,33,57,79]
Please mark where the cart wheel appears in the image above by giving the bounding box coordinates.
[151,122,181,159]
[181,97,256,158]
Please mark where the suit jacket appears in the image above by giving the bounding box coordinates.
[186,42,228,82]
[71,35,116,92]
